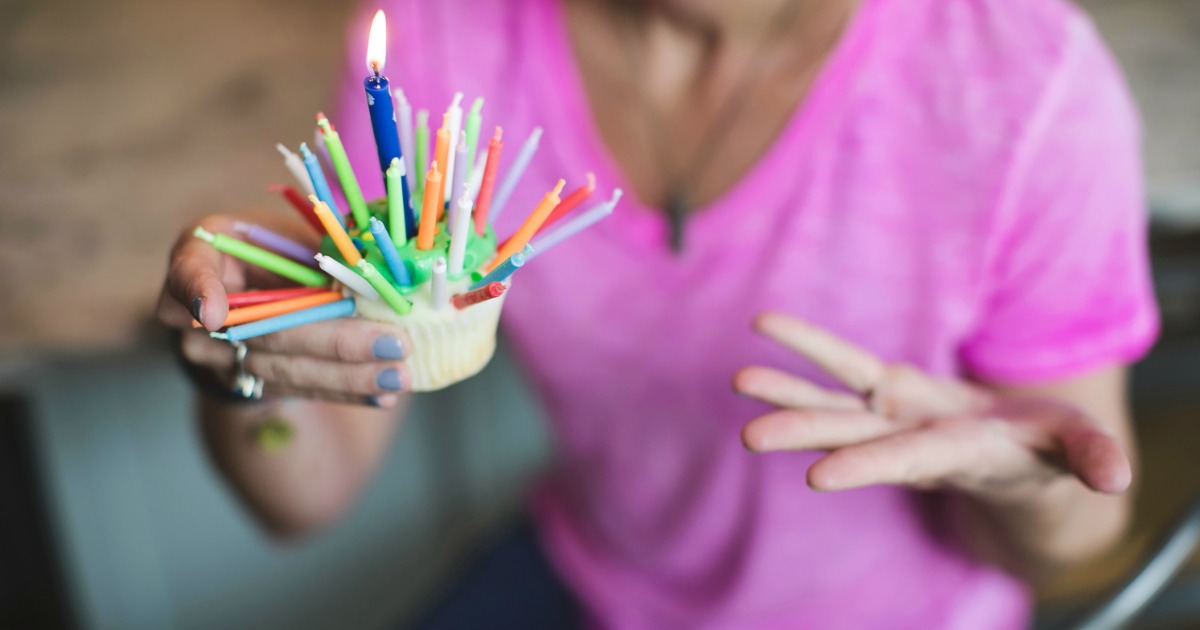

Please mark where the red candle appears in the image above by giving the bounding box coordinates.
[451,281,506,310]
[269,184,325,234]
[536,172,595,236]
[473,127,504,235]
[226,287,328,308]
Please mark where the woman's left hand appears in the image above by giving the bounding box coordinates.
[734,312,1132,503]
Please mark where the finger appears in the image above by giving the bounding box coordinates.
[166,227,232,332]
[733,366,867,411]
[261,384,402,409]
[247,318,411,363]
[179,329,237,370]
[245,352,409,396]
[867,364,989,420]
[742,409,896,452]
[1060,423,1132,494]
[754,312,885,395]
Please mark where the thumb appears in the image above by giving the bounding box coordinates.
[1061,423,1132,494]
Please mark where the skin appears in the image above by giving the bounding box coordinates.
[159,0,1136,581]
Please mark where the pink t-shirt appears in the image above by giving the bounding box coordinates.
[335,0,1159,627]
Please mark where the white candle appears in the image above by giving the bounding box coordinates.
[395,89,416,198]
[276,143,315,196]
[431,257,448,310]
[466,152,488,200]
[527,189,623,260]
[448,184,474,276]
[315,253,380,300]
[443,92,463,199]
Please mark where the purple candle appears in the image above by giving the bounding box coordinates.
[233,221,318,265]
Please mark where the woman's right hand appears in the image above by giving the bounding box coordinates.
[157,213,411,407]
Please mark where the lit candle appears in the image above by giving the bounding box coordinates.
[414,109,430,201]
[443,92,463,199]
[431,257,448,310]
[316,113,371,229]
[464,97,484,181]
[538,173,595,235]
[528,189,622,259]
[487,179,563,272]
[268,184,324,234]
[232,221,318,264]
[227,287,327,308]
[310,196,362,267]
[451,281,506,310]
[357,260,413,315]
[315,253,380,300]
[473,127,504,235]
[386,158,413,242]
[363,10,404,182]
[433,115,450,214]
[471,248,526,290]
[490,126,542,224]
[275,143,315,196]
[213,299,356,343]
[417,162,442,250]
[195,291,342,328]
[368,217,412,286]
[192,227,329,287]
[448,135,468,227]
[396,89,416,199]
[448,184,473,277]
[300,142,343,226]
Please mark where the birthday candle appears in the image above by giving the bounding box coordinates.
[538,173,596,235]
[487,179,563,272]
[232,221,318,265]
[310,196,362,267]
[386,158,411,242]
[471,248,526,290]
[431,257,448,310]
[195,291,342,328]
[417,162,442,250]
[268,184,324,234]
[443,92,463,199]
[315,253,380,300]
[396,89,416,196]
[193,227,329,287]
[490,127,542,224]
[452,281,505,310]
[357,260,413,315]
[448,184,473,276]
[528,189,623,259]
[463,97,484,180]
[214,299,356,342]
[276,143,315,196]
[363,10,403,178]
[368,217,412,286]
[466,152,487,201]
[300,142,343,225]
[415,109,430,200]
[227,286,326,308]
[473,127,504,235]
[317,113,371,229]
[433,115,450,213]
[449,135,468,227]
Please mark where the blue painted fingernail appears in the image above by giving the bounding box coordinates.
[377,368,402,391]
[371,335,405,360]
[365,395,383,408]
[191,296,205,325]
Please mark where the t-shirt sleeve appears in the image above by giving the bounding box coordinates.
[958,17,1159,384]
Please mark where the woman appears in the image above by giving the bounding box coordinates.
[158,0,1159,627]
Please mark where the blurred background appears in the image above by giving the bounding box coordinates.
[1,0,1199,628]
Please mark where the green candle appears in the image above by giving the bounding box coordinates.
[356,260,413,315]
[317,114,371,229]
[414,109,430,212]
[464,97,484,181]
[193,227,329,287]
[386,158,407,244]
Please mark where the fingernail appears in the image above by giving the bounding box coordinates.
[191,296,205,326]
[365,395,383,408]
[371,335,405,360]
[377,368,402,391]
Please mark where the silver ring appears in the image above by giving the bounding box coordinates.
[231,342,264,400]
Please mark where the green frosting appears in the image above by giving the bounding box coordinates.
[319,198,495,295]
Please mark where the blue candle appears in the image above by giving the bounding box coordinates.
[215,299,356,342]
[364,11,403,180]
[368,217,413,286]
[470,247,527,290]
[299,143,344,228]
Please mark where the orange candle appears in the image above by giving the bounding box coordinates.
[417,162,443,250]
[310,195,362,267]
[473,127,504,235]
[536,172,595,236]
[194,291,341,328]
[433,114,451,216]
[487,179,564,272]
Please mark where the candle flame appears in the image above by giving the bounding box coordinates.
[366,10,387,75]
